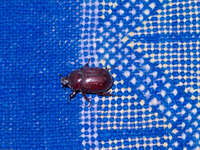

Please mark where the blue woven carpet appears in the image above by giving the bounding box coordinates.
[1,0,200,150]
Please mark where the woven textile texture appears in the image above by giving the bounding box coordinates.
[1,0,200,150]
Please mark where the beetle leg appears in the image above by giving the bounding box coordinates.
[69,91,78,101]
[59,74,63,78]
[106,68,111,71]
[106,65,117,71]
[97,91,115,97]
[81,92,91,107]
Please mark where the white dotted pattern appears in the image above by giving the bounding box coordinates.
[80,0,200,149]
[80,1,100,149]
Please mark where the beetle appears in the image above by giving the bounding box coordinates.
[60,59,113,106]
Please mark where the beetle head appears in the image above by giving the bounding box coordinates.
[61,76,70,88]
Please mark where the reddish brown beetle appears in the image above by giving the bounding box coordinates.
[60,60,113,106]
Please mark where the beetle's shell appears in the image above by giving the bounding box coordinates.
[68,67,113,93]
[81,67,113,93]
[67,70,83,90]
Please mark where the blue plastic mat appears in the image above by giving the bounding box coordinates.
[1,0,200,150]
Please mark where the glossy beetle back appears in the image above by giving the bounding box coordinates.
[80,67,113,93]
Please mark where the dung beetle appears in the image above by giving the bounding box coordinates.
[60,59,113,106]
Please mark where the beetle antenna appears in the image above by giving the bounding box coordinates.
[59,74,63,78]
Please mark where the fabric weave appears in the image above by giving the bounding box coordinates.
[1,0,200,150]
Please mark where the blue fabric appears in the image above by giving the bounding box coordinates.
[1,0,200,150]
[1,1,83,149]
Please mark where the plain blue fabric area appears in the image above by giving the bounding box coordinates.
[1,1,83,149]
